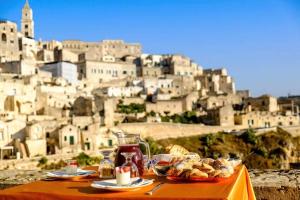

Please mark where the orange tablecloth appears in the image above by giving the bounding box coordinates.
[0,165,256,200]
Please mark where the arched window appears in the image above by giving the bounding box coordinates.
[1,33,7,42]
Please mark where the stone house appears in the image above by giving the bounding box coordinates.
[107,86,143,97]
[40,61,78,84]
[204,105,235,126]
[77,60,136,83]
[199,94,242,110]
[57,124,81,154]
[244,95,279,112]
[195,68,235,95]
[234,111,300,128]
[25,122,46,157]
[146,99,185,116]
[0,20,19,63]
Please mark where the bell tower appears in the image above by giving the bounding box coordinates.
[21,0,34,38]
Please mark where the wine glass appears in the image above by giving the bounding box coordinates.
[121,152,139,178]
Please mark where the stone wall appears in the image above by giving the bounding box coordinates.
[0,151,100,170]
[117,122,245,140]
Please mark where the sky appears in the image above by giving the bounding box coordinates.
[1,0,300,97]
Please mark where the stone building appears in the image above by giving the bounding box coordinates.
[195,68,235,95]
[40,61,78,84]
[57,124,81,154]
[145,94,197,116]
[205,105,235,126]
[21,0,34,38]
[235,111,300,128]
[244,95,279,113]
[107,86,143,97]
[0,59,37,75]
[278,98,299,116]
[25,122,46,157]
[0,20,19,63]
[78,60,136,83]
[54,49,78,63]
[199,94,242,110]
[138,54,202,77]
[62,40,141,60]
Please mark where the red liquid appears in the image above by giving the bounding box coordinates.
[115,144,144,176]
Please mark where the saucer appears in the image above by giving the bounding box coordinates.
[46,169,96,179]
[91,177,154,192]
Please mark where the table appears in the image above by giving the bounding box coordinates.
[0,165,256,200]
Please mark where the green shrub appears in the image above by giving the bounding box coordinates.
[38,156,48,166]
[253,147,268,158]
[117,103,145,114]
[142,137,164,155]
[149,111,156,117]
[240,129,257,145]
[202,134,216,147]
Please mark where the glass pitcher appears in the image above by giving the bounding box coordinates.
[113,131,150,176]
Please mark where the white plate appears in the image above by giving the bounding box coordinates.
[46,169,96,179]
[91,178,154,192]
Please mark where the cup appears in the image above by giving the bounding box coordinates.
[65,159,78,175]
[115,166,131,185]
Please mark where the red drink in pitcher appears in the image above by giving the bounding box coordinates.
[113,132,150,176]
[115,144,144,176]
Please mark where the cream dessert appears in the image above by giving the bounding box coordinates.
[115,166,131,185]
[65,160,78,175]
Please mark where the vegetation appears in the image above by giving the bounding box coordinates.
[37,156,48,166]
[73,152,102,166]
[240,129,257,145]
[37,152,102,170]
[117,103,145,114]
[160,111,201,124]
[149,128,299,169]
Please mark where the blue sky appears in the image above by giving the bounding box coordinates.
[1,0,300,97]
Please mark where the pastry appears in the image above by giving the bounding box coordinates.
[166,145,189,156]
[190,168,208,178]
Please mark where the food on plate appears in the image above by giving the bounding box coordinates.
[166,155,241,180]
[166,144,190,156]
[190,168,208,178]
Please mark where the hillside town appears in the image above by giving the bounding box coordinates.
[0,0,299,161]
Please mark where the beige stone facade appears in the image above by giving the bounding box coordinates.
[78,60,136,83]
[196,68,235,95]
[235,111,300,128]
[0,21,19,63]
[57,124,81,153]
[146,99,185,116]
[245,95,279,112]
[21,0,34,38]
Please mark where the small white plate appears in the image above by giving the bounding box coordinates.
[91,178,154,192]
[46,169,96,179]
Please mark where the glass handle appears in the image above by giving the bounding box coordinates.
[139,140,151,163]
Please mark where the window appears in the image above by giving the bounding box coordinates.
[123,71,127,75]
[69,136,74,145]
[108,139,113,147]
[0,132,4,141]
[1,33,7,42]
[10,28,14,33]
[25,32,29,37]
[64,136,67,141]
[25,24,28,29]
